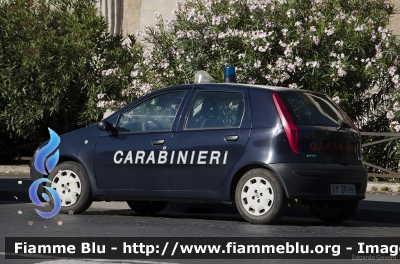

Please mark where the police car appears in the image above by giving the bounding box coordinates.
[30,67,367,224]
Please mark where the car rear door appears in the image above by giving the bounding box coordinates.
[169,86,252,191]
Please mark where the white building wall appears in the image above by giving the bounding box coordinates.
[97,0,400,36]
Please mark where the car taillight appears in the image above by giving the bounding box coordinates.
[272,92,300,154]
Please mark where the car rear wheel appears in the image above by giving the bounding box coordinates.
[235,169,287,224]
[309,200,359,223]
[47,161,93,214]
[127,201,169,215]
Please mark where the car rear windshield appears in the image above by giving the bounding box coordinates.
[278,91,351,127]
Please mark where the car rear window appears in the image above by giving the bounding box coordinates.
[278,91,350,127]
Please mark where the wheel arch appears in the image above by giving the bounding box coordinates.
[229,163,289,201]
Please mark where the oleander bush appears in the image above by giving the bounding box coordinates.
[0,0,137,162]
[100,0,400,178]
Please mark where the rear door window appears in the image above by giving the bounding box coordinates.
[185,91,245,129]
[279,92,350,127]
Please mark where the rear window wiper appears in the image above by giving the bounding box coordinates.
[337,119,352,130]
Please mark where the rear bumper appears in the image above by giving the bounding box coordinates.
[269,163,367,200]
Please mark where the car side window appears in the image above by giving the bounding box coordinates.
[185,91,244,129]
[117,91,186,132]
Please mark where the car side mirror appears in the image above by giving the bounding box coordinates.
[97,120,110,131]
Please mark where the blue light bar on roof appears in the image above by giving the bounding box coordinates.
[224,66,236,83]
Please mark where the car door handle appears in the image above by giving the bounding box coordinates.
[224,135,239,142]
[151,139,165,146]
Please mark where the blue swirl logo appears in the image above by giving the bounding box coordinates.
[34,128,60,175]
[30,128,61,219]
[29,178,61,219]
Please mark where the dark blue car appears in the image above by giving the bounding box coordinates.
[30,72,367,224]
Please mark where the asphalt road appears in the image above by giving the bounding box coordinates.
[1,194,400,264]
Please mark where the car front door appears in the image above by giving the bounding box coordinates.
[169,88,251,190]
[94,90,188,190]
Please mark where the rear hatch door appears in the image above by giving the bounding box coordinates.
[278,91,362,165]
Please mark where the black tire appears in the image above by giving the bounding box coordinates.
[310,200,359,223]
[47,161,93,214]
[235,169,287,224]
[127,201,169,215]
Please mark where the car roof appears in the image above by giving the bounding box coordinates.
[163,82,318,94]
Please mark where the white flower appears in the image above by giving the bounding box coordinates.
[130,71,139,77]
[160,60,169,69]
[121,89,128,96]
[284,46,293,57]
[164,19,174,31]
[135,29,143,37]
[97,93,106,100]
[394,102,400,111]
[102,68,117,76]
[306,61,320,68]
[354,24,365,31]
[334,40,344,47]
[294,56,303,66]
[154,11,162,21]
[387,110,395,119]
[337,68,347,77]
[282,28,288,36]
[212,15,221,25]
[121,37,132,49]
[286,9,296,18]
[258,46,267,52]
[287,63,296,72]
[312,36,320,45]
[392,75,399,84]
[176,30,185,38]
[288,83,298,89]
[388,67,396,76]
[97,101,106,108]
[310,26,316,32]
[324,25,335,36]
[294,21,302,27]
[394,125,400,132]
[332,96,341,104]
[254,60,261,68]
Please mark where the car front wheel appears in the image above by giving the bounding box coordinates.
[235,168,287,224]
[309,200,359,223]
[47,161,93,214]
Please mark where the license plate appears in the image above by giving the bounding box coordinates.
[330,184,356,195]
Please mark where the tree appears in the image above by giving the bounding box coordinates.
[0,0,136,161]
